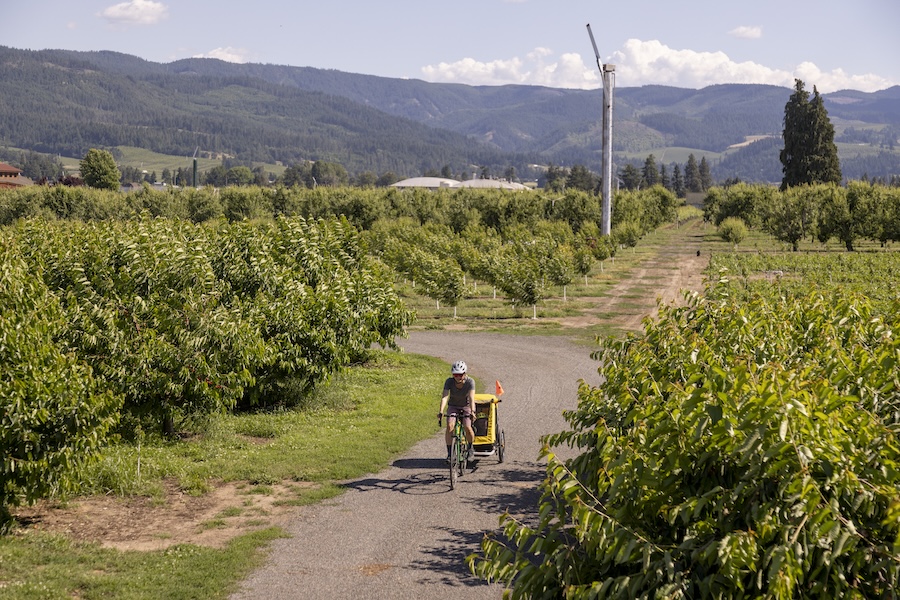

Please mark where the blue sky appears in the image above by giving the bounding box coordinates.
[5,0,899,93]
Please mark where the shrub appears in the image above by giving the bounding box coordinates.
[719,216,748,246]
[472,280,900,598]
[0,238,119,527]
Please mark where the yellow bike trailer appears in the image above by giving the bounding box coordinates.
[472,393,506,462]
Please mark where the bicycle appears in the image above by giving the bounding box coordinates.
[442,411,471,490]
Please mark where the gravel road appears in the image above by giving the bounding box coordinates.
[231,331,603,600]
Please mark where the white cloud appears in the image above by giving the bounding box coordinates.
[611,39,896,93]
[729,26,762,40]
[193,47,251,64]
[99,0,168,26]
[422,39,897,93]
[421,47,598,89]
[792,61,894,93]
[610,39,784,88]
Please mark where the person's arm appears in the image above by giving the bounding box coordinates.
[438,389,449,423]
[468,384,476,415]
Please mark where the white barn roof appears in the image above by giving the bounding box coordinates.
[391,177,530,190]
[391,177,459,189]
[455,179,530,190]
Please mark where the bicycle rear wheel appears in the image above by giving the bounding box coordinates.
[495,411,505,463]
[449,437,460,489]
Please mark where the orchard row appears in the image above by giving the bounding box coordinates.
[474,247,900,598]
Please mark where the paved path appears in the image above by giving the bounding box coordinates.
[232,332,601,599]
[232,221,706,599]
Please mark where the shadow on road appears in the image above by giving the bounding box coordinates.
[407,466,547,591]
[341,459,547,514]
[410,526,494,588]
[392,457,446,469]
[341,471,448,496]
[465,462,544,517]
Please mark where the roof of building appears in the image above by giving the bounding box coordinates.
[455,179,530,190]
[391,176,460,189]
[391,176,531,190]
[0,162,22,176]
[0,174,33,188]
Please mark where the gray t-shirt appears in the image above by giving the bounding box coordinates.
[443,376,475,407]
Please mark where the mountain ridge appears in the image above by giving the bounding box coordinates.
[2,46,898,182]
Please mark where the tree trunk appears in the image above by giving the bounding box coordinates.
[162,398,176,438]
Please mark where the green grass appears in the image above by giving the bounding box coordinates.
[80,352,445,496]
[18,143,288,180]
[0,528,285,600]
[401,216,710,340]
[114,146,288,181]
[617,146,725,165]
[2,351,447,599]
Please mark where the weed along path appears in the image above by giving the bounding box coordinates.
[233,221,708,600]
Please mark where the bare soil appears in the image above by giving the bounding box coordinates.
[13,480,316,551]
[11,221,708,552]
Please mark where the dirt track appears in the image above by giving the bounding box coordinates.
[232,222,707,599]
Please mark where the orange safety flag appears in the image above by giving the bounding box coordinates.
[495,380,504,397]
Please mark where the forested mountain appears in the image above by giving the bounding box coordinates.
[1,46,899,182]
[0,47,535,178]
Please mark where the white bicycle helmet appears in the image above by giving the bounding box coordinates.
[450,360,467,375]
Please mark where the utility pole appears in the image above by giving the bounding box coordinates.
[192,147,199,188]
[587,24,615,236]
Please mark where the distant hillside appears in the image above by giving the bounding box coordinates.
[1,46,899,182]
[0,47,534,179]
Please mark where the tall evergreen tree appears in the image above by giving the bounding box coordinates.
[620,164,642,190]
[685,154,702,193]
[673,164,686,198]
[699,156,713,191]
[808,87,842,185]
[642,154,660,188]
[780,79,842,190]
[566,164,596,192]
[660,164,671,191]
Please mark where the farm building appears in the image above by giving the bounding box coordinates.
[391,176,530,190]
[0,162,33,189]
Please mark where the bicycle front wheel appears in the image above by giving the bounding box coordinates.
[449,437,460,489]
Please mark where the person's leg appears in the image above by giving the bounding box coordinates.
[462,414,475,459]
[463,419,475,445]
[445,415,456,460]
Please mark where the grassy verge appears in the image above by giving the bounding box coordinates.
[403,216,709,335]
[81,352,445,497]
[113,146,288,182]
[1,351,447,600]
[0,528,284,600]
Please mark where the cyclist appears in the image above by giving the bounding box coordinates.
[438,360,476,463]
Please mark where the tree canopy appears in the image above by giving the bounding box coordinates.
[79,148,120,190]
[780,79,841,190]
